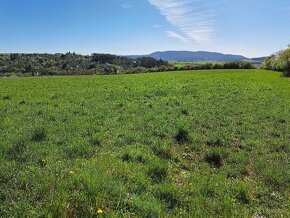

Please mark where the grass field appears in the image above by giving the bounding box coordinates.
[168,60,227,66]
[0,69,289,217]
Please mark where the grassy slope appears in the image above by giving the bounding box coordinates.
[0,70,289,217]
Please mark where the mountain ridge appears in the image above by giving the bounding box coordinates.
[126,51,267,62]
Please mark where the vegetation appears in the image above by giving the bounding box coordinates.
[0,53,255,77]
[0,69,289,217]
[0,53,169,76]
[261,45,290,77]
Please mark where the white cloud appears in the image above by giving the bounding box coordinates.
[166,31,187,43]
[148,0,219,43]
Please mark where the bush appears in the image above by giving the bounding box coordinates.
[261,55,277,70]
[261,45,290,77]
[276,46,290,77]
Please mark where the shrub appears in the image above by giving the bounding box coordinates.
[261,45,290,77]
[261,55,277,70]
[276,45,290,77]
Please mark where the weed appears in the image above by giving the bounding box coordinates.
[204,148,228,168]
[175,128,191,144]
[234,184,251,204]
[88,134,101,147]
[65,144,95,159]
[155,183,181,209]
[207,138,225,147]
[121,149,149,164]
[147,159,168,182]
[152,142,172,159]
[6,137,29,162]
[31,127,47,142]
[2,95,11,100]
[181,109,189,116]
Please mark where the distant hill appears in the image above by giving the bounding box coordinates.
[127,51,267,63]
[250,57,268,62]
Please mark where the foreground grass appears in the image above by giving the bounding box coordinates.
[0,70,289,217]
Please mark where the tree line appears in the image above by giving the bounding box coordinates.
[0,52,256,77]
[0,53,169,76]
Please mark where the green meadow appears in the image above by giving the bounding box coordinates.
[0,69,289,217]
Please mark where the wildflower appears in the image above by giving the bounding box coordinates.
[69,170,75,175]
[97,208,104,215]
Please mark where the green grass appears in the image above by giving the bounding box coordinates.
[0,69,289,217]
[168,60,227,67]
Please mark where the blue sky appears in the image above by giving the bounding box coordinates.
[0,0,289,57]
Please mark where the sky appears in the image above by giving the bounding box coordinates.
[0,0,289,57]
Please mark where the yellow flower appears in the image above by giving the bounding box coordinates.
[97,208,104,214]
[69,170,75,175]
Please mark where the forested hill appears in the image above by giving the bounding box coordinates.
[0,53,168,76]
[127,51,267,62]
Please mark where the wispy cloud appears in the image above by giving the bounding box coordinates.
[121,3,134,9]
[153,24,162,28]
[279,5,290,11]
[148,0,219,43]
[166,31,187,43]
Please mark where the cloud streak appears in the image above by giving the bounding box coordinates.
[121,3,134,9]
[166,31,187,43]
[148,0,219,43]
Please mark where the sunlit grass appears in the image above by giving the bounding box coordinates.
[0,69,289,217]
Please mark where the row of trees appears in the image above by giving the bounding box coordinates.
[261,45,290,77]
[123,61,254,74]
[0,52,256,77]
[0,53,169,76]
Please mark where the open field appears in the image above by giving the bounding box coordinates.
[0,69,289,217]
[168,60,228,66]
